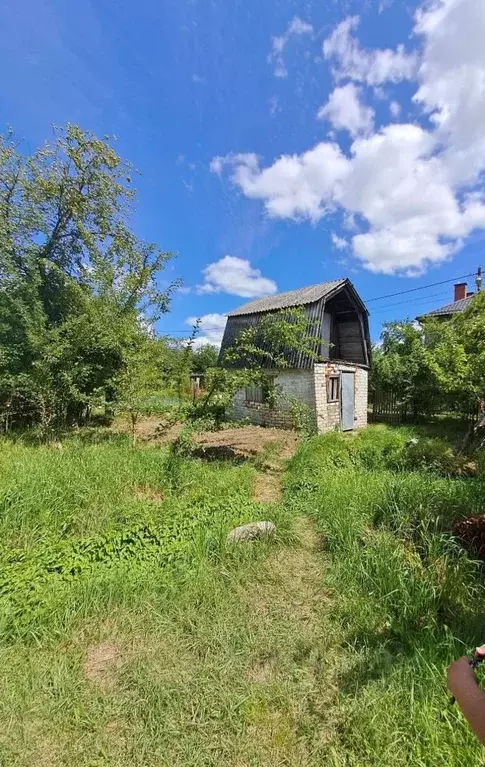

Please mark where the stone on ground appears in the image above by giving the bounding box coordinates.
[227,521,276,543]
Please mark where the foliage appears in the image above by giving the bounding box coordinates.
[424,292,485,412]
[223,307,319,370]
[285,395,316,437]
[0,124,177,434]
[372,296,485,424]
[191,343,219,374]
[286,425,485,765]
[115,334,168,446]
[371,320,439,417]
[189,307,319,426]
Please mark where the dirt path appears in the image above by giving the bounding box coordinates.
[239,442,340,762]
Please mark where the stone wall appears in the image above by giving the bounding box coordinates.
[231,369,316,429]
[231,363,368,433]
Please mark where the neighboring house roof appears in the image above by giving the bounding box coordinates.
[227,279,347,317]
[417,295,475,320]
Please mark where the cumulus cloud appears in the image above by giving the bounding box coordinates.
[318,83,374,137]
[268,16,313,78]
[414,0,485,185]
[186,313,227,349]
[212,0,485,276]
[331,232,348,250]
[389,100,401,118]
[323,16,417,85]
[197,255,277,297]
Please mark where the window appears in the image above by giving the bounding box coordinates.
[245,378,275,405]
[327,375,340,402]
[245,384,264,403]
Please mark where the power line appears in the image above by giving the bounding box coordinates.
[159,269,480,332]
[364,272,477,302]
[370,290,451,314]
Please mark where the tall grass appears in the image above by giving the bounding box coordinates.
[0,437,292,642]
[286,426,485,766]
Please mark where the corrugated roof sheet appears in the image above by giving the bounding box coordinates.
[418,295,475,319]
[227,279,346,316]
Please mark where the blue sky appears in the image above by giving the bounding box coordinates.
[1,0,484,343]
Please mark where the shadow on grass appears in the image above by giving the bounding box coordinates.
[191,445,249,464]
[336,601,485,697]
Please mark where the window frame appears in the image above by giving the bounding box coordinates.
[245,384,264,404]
[327,375,340,403]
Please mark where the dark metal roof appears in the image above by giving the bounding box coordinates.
[227,279,346,316]
[418,295,475,319]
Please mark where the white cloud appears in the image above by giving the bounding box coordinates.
[269,16,313,78]
[318,83,374,137]
[331,232,348,250]
[389,100,401,118]
[186,313,227,349]
[323,16,417,85]
[210,156,224,175]
[197,255,277,297]
[413,0,485,184]
[217,144,349,222]
[212,0,485,276]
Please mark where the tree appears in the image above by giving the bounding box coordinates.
[0,124,178,433]
[423,293,485,445]
[371,320,439,418]
[192,344,219,375]
[115,333,165,447]
[191,307,319,425]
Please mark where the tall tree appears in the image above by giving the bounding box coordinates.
[0,124,177,432]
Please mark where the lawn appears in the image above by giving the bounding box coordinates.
[0,424,484,765]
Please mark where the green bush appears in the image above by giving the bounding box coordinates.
[285,426,485,765]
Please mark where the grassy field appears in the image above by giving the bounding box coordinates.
[0,425,484,765]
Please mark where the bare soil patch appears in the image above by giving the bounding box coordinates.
[133,485,164,502]
[253,472,283,504]
[196,426,299,461]
[84,641,123,683]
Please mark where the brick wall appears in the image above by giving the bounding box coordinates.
[231,370,316,429]
[314,362,368,432]
[231,363,368,432]
[354,366,368,429]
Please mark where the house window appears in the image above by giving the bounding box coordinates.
[327,375,340,402]
[245,384,264,403]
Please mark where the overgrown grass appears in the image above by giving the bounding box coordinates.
[0,433,335,766]
[2,425,485,765]
[286,425,485,766]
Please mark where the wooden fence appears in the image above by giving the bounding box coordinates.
[369,388,478,425]
[369,389,412,423]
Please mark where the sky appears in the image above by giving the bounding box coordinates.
[1,0,485,345]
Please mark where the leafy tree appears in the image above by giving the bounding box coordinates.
[0,124,178,433]
[371,320,439,418]
[115,333,165,447]
[191,344,219,374]
[191,307,319,426]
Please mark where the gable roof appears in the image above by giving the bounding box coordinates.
[227,279,349,317]
[417,295,475,320]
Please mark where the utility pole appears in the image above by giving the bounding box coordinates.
[477,266,482,292]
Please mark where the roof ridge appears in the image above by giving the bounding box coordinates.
[227,278,346,317]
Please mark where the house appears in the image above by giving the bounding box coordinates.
[219,278,370,433]
[417,271,482,321]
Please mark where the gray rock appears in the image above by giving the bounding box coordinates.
[227,521,276,544]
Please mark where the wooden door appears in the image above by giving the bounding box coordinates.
[341,372,355,431]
